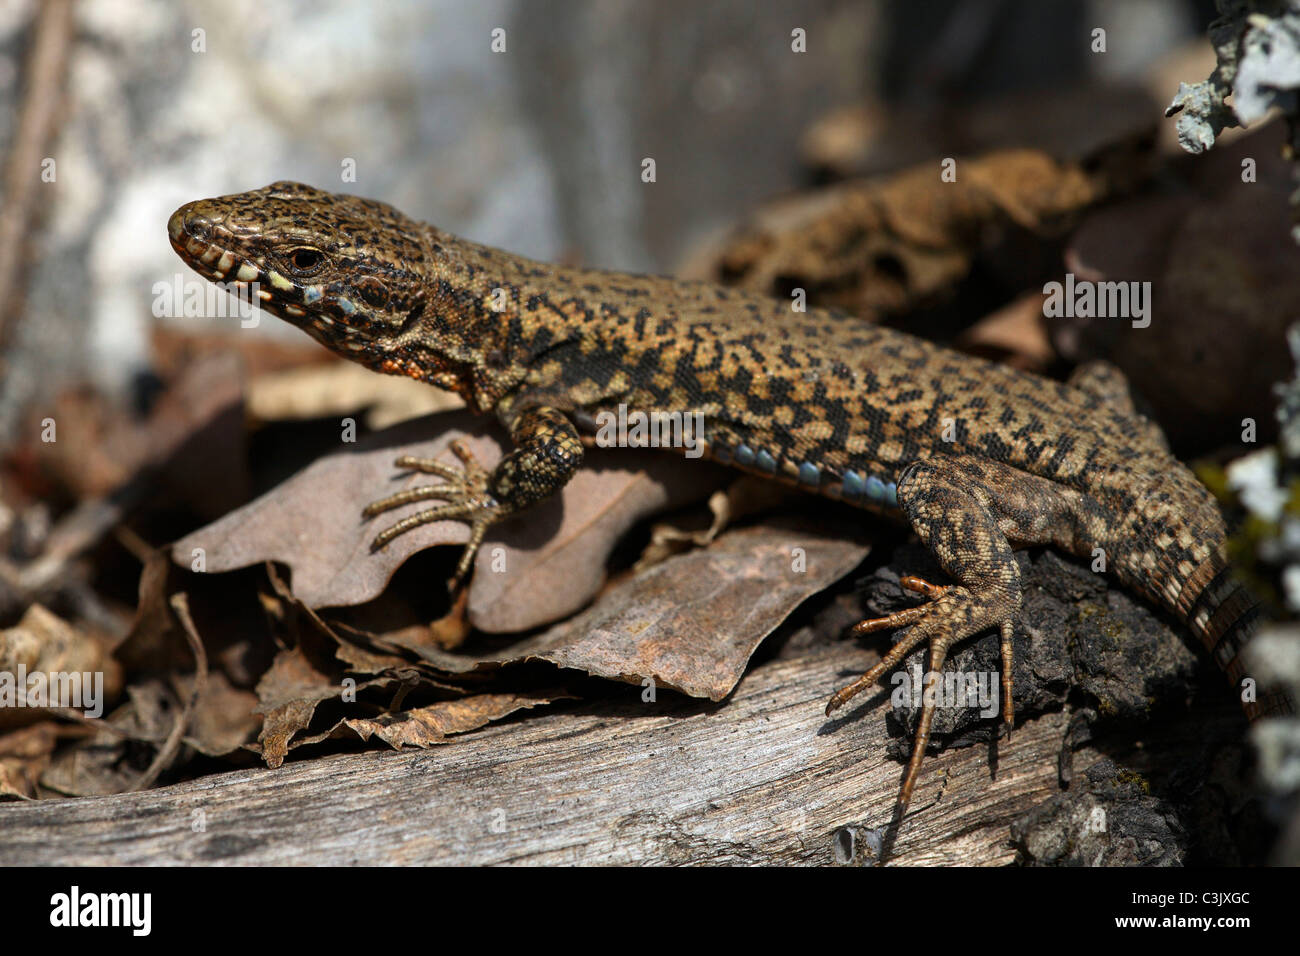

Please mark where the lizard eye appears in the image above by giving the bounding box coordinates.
[285,247,325,276]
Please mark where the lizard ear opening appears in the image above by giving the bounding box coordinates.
[356,277,390,308]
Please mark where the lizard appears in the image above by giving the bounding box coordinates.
[168,181,1292,848]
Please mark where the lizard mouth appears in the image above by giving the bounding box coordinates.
[167,202,271,297]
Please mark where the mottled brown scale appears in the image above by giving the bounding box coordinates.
[169,183,1291,850]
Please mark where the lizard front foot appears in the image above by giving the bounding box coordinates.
[363,440,507,590]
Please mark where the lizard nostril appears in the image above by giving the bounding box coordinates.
[184,214,213,241]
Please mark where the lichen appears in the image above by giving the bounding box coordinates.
[1215,320,1300,861]
[1168,1,1300,239]
[1116,768,1152,795]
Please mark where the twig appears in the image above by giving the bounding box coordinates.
[129,592,208,791]
[0,0,75,350]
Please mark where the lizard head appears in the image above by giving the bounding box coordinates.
[168,182,481,397]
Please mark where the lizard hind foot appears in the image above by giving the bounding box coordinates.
[826,581,1020,827]
[362,439,504,589]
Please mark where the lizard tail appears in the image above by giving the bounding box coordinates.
[1176,549,1293,720]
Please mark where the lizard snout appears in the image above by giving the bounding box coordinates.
[167,202,216,246]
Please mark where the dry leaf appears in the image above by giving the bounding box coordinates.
[39,680,177,797]
[0,604,122,730]
[465,450,728,632]
[0,722,60,799]
[176,671,260,757]
[251,647,341,768]
[343,690,571,749]
[700,149,1111,320]
[172,409,728,633]
[387,518,868,701]
[249,644,468,765]
[634,475,790,571]
[172,410,498,609]
[329,635,417,675]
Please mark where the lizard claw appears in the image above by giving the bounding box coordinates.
[826,574,1019,852]
[825,574,953,716]
[362,440,505,589]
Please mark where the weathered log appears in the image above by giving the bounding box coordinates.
[0,645,1072,865]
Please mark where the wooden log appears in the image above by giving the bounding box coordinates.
[0,644,1071,865]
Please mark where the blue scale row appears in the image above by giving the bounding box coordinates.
[711,440,899,508]
[840,469,899,508]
